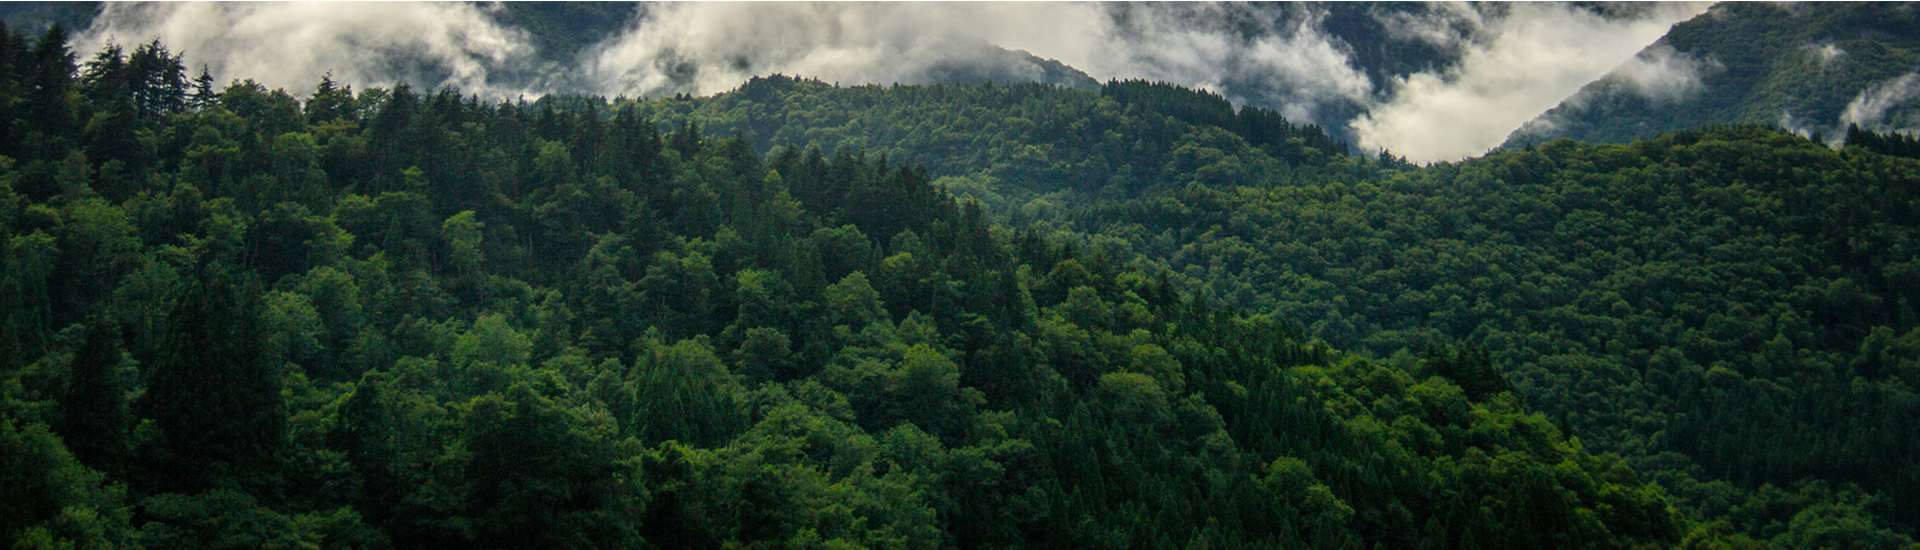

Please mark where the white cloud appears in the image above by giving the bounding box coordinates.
[578,3,1112,98]
[1804,42,1845,65]
[1374,3,1483,50]
[1611,44,1719,104]
[578,3,1375,123]
[1086,3,1375,123]
[76,2,554,98]
[1841,72,1920,131]
[1350,2,1711,163]
[71,2,1728,162]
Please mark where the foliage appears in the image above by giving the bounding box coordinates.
[0,32,1704,548]
[640,67,1920,545]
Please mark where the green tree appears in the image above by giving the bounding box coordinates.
[0,418,137,549]
[55,317,132,473]
[139,266,286,491]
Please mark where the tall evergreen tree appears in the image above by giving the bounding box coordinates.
[139,265,286,492]
[55,317,132,473]
[22,23,75,144]
[128,39,187,119]
[188,65,218,110]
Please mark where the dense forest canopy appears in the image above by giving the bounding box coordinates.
[0,20,1917,550]
[600,59,1920,548]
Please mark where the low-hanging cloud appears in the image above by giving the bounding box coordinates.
[577,3,1112,98]
[76,2,556,99]
[1374,3,1483,51]
[70,2,1716,163]
[1841,72,1920,131]
[1805,42,1846,66]
[1610,44,1719,104]
[1351,2,1711,163]
[578,2,1375,124]
[1089,3,1375,124]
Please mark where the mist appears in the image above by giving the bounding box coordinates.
[579,2,1376,123]
[76,2,556,99]
[578,2,1113,98]
[70,2,1714,162]
[1350,2,1711,163]
[1842,72,1920,133]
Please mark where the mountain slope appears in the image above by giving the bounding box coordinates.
[1508,2,1920,147]
[0,26,1695,550]
[636,77,1920,547]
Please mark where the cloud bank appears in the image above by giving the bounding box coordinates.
[1350,2,1711,163]
[578,3,1110,97]
[1090,3,1375,124]
[76,2,555,98]
[71,2,1713,162]
[580,3,1376,123]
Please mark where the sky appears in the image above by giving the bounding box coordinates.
[73,1,1715,163]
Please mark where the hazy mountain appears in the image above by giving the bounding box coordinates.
[1507,2,1920,148]
[12,2,1714,162]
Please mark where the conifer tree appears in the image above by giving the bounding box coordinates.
[55,317,132,473]
[140,265,285,491]
[188,65,218,110]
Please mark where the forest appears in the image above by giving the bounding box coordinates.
[1508,2,1920,148]
[1,22,1916,550]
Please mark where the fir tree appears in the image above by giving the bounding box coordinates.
[188,65,218,110]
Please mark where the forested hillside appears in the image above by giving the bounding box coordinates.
[0,26,1729,550]
[641,72,1920,546]
[626,75,1364,215]
[1508,2,1920,147]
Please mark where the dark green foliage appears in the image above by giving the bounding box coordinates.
[624,74,1367,217]
[0,417,138,549]
[55,317,132,473]
[1035,126,1920,544]
[141,265,286,492]
[638,65,1920,545]
[1847,123,1920,159]
[482,3,643,65]
[0,31,1887,550]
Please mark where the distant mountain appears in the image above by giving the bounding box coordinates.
[903,44,1101,91]
[0,2,99,34]
[0,2,1704,153]
[1507,2,1920,148]
[484,2,641,64]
